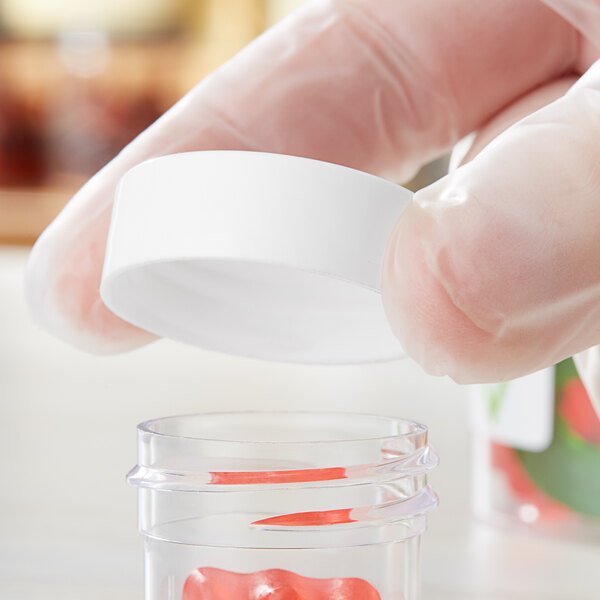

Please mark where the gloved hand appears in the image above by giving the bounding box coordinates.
[382,1,600,415]
[24,0,600,408]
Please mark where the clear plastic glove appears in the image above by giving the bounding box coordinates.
[24,0,600,408]
[383,2,600,414]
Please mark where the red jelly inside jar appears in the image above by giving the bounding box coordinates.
[182,568,381,600]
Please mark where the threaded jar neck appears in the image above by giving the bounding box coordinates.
[128,411,438,548]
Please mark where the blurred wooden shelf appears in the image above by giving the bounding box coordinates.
[0,187,73,245]
[0,3,302,247]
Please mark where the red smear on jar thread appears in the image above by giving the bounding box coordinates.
[252,508,355,527]
[182,567,381,600]
[209,467,347,485]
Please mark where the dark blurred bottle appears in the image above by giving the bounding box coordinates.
[0,88,46,186]
[0,0,186,188]
[45,30,166,183]
[0,0,278,242]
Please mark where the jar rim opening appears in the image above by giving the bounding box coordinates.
[138,410,428,446]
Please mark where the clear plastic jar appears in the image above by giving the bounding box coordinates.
[471,359,600,539]
[127,411,438,600]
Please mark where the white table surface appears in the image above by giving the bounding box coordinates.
[1,247,599,599]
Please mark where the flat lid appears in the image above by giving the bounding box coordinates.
[100,151,412,364]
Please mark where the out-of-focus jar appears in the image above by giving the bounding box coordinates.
[470,358,600,539]
[128,412,439,600]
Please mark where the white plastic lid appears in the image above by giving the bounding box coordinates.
[100,151,412,364]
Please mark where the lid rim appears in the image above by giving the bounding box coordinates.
[101,151,412,363]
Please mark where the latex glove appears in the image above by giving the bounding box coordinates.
[24,0,596,401]
[383,2,600,414]
[416,70,600,420]
[543,0,600,414]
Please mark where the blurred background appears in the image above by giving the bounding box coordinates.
[0,0,304,244]
[0,1,598,599]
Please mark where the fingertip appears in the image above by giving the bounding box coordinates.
[382,202,500,383]
[25,202,155,355]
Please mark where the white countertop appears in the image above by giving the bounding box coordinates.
[1,247,598,599]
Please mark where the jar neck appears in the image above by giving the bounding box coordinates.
[128,412,439,547]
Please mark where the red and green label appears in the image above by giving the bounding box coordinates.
[495,359,600,517]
